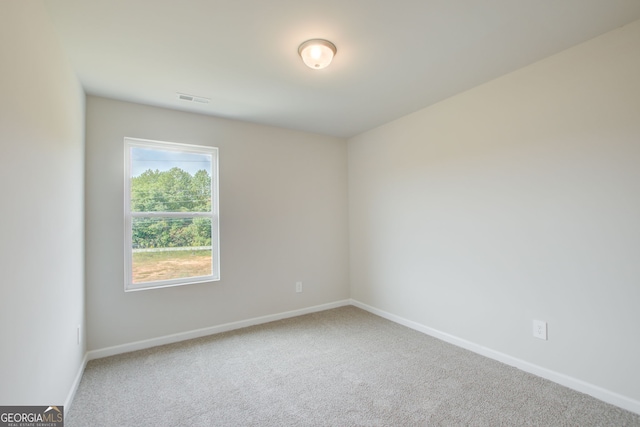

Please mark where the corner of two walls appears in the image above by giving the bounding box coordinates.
[347,20,640,405]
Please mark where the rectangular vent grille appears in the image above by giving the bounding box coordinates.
[177,93,210,104]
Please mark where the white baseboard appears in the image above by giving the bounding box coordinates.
[70,298,640,416]
[350,299,640,416]
[86,299,351,361]
[64,352,88,411]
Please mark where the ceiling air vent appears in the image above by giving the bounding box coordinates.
[177,92,210,104]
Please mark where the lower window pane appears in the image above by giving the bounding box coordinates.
[132,217,212,284]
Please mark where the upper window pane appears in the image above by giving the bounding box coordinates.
[130,147,212,213]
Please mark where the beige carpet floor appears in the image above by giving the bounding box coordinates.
[67,306,640,426]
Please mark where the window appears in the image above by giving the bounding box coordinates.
[124,137,219,291]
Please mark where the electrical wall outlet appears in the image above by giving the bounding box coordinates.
[295,281,303,293]
[533,319,547,340]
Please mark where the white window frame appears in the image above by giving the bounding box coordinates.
[124,137,220,292]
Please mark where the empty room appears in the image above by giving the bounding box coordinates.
[1,0,640,425]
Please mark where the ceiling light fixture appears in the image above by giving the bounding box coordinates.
[298,39,337,70]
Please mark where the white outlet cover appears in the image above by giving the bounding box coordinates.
[533,319,547,340]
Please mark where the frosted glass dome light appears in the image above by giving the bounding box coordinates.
[298,39,337,69]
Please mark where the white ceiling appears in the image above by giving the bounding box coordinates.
[43,0,640,138]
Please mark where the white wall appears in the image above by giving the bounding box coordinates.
[85,96,349,350]
[349,20,640,404]
[0,2,85,405]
